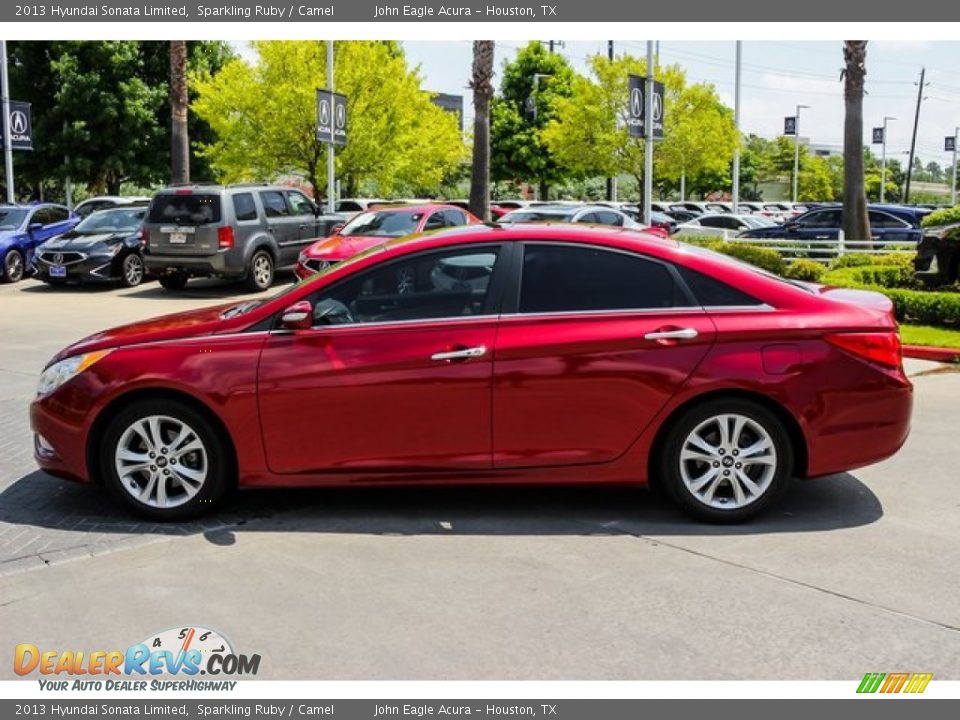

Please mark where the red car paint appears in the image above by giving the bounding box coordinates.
[31,224,911,497]
[294,203,480,280]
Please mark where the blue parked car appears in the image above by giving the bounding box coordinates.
[739,203,932,243]
[0,204,80,282]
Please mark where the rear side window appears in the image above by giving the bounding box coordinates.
[519,245,689,313]
[232,193,258,222]
[260,191,290,218]
[148,194,221,225]
[676,266,762,307]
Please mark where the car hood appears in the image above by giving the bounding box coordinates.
[305,234,386,260]
[40,231,130,250]
[0,229,25,248]
[51,304,235,364]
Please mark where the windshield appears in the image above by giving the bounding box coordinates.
[741,215,776,229]
[75,208,146,234]
[503,210,576,223]
[340,210,423,238]
[0,208,27,230]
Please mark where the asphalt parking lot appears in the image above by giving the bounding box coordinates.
[1,274,959,680]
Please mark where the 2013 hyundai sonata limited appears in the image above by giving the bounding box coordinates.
[30,224,912,522]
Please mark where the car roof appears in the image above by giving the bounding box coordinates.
[359,203,464,215]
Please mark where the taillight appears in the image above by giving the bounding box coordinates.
[138,225,147,246]
[825,331,902,369]
[217,226,235,249]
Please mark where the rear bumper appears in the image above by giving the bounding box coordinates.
[144,249,243,278]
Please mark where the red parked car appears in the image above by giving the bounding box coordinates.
[31,225,912,523]
[294,203,479,280]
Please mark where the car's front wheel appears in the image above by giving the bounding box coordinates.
[99,400,231,520]
[2,249,25,283]
[120,253,145,288]
[658,399,793,523]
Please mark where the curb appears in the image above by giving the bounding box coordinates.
[902,345,960,363]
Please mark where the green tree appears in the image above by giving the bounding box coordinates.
[192,41,465,201]
[490,41,575,199]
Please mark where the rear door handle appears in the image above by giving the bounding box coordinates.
[431,346,487,361]
[644,328,698,341]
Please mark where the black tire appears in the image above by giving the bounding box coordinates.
[98,399,232,521]
[244,249,274,292]
[119,253,145,288]
[2,249,25,283]
[657,398,794,523]
[158,272,188,291]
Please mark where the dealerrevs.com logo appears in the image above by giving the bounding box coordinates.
[857,672,933,694]
[14,626,260,691]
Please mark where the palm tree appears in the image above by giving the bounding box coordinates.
[170,40,190,185]
[842,41,870,241]
[468,41,495,222]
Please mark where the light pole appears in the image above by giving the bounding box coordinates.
[732,41,742,214]
[880,116,895,204]
[643,41,654,225]
[1,40,14,204]
[326,40,335,214]
[952,126,959,207]
[792,104,810,204]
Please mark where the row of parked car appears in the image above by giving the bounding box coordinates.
[0,187,951,291]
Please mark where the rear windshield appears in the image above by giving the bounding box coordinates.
[148,194,222,225]
[504,210,576,222]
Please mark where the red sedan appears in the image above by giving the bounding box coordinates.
[31,225,912,522]
[294,203,479,280]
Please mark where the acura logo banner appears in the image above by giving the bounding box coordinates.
[316,89,347,146]
[627,75,664,140]
[1,101,33,151]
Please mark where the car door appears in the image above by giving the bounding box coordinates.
[868,210,914,242]
[492,242,717,469]
[257,244,508,474]
[793,209,841,240]
[259,190,301,264]
[286,190,321,242]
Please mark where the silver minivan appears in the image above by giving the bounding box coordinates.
[143,184,344,292]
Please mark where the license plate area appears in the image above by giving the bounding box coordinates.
[50,266,67,278]
[169,232,188,244]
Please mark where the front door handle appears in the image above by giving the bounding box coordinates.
[431,346,487,362]
[644,328,698,341]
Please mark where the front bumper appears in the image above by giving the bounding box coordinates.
[30,391,92,483]
[34,253,119,283]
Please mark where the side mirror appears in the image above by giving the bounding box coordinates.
[280,301,313,331]
[330,224,344,235]
[27,222,43,235]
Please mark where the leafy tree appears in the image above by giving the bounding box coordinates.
[192,41,465,201]
[4,41,232,199]
[798,155,835,201]
[490,41,575,199]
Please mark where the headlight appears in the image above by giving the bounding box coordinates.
[37,351,111,397]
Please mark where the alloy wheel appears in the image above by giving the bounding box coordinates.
[253,254,273,289]
[678,413,777,510]
[4,250,24,282]
[123,254,144,286]
[114,415,209,509]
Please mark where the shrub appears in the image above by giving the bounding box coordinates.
[712,242,786,275]
[784,259,826,282]
[829,253,874,269]
[921,205,960,228]
[883,288,960,326]
[822,264,917,290]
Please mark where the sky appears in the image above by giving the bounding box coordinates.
[230,39,960,169]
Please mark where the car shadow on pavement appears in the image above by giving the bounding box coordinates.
[0,469,883,559]
[119,273,297,300]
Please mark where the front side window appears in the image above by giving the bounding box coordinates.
[799,210,840,228]
[519,245,688,314]
[260,191,290,218]
[287,191,315,216]
[310,248,501,325]
[593,211,624,227]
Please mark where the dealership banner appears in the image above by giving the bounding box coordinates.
[3,0,959,22]
[0,101,33,151]
[1,699,959,719]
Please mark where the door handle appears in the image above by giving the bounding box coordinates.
[644,328,698,341]
[431,346,487,361]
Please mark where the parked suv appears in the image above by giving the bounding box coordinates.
[142,184,344,291]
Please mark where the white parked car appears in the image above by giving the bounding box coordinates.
[73,195,151,218]
[673,213,778,239]
[498,204,643,229]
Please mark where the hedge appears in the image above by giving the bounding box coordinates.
[921,205,960,228]
[822,263,917,290]
[784,259,826,282]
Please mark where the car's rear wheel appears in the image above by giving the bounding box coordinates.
[244,250,274,292]
[158,272,188,291]
[99,400,230,520]
[658,399,793,523]
[2,249,25,283]
[120,253,145,288]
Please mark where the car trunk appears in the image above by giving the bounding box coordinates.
[815,285,897,326]
[147,193,222,256]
